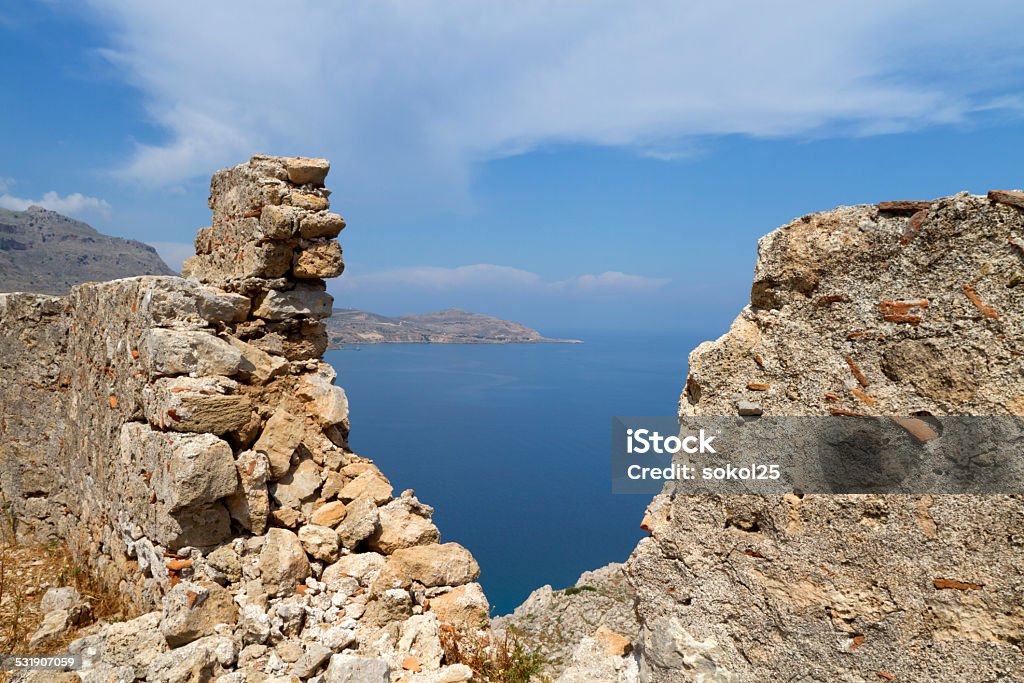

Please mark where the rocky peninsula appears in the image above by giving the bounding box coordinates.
[326,308,579,346]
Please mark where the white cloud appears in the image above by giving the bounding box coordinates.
[336,263,668,296]
[78,1,1024,205]
[146,241,193,273]
[0,186,111,217]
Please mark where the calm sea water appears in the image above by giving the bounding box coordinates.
[325,331,695,614]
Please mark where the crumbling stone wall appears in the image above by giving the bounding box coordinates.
[628,192,1024,681]
[0,156,487,682]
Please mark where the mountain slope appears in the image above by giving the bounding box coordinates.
[326,308,580,345]
[0,206,174,294]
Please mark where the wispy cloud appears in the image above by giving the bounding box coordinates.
[336,263,668,296]
[0,180,111,217]
[77,1,1024,206]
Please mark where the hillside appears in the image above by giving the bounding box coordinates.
[326,307,580,345]
[0,206,174,294]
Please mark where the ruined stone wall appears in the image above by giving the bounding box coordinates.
[628,193,1024,681]
[0,156,487,682]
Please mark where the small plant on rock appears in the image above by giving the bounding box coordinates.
[439,623,546,683]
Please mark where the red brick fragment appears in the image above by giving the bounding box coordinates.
[844,355,870,387]
[823,393,839,401]
[933,577,982,591]
[754,354,764,367]
[877,200,931,214]
[747,383,770,391]
[962,284,1000,319]
[850,634,866,651]
[879,299,929,314]
[851,388,875,406]
[877,673,895,681]
[815,294,848,306]
[890,417,939,443]
[166,559,193,572]
[988,189,1024,209]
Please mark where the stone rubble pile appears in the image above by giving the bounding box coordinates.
[2,156,490,682]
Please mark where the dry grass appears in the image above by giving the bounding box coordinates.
[439,624,547,683]
[0,540,127,659]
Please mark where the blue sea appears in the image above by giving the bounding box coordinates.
[325,331,696,614]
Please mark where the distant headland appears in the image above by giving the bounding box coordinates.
[326,308,581,346]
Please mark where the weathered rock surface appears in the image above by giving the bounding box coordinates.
[494,563,639,678]
[628,193,1024,681]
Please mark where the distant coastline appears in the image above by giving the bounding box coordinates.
[326,308,581,347]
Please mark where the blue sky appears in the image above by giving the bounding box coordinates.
[2,1,1024,335]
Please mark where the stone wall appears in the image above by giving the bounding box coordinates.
[627,192,1024,681]
[0,156,486,682]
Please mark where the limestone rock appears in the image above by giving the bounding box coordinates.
[494,563,638,678]
[252,285,333,321]
[363,588,414,627]
[143,376,252,434]
[28,608,72,648]
[259,528,311,597]
[299,212,345,239]
[310,500,347,527]
[290,642,332,678]
[323,654,389,683]
[160,580,237,647]
[428,583,489,629]
[293,240,344,279]
[224,336,288,384]
[271,459,322,509]
[146,634,237,683]
[206,545,242,584]
[338,470,392,506]
[297,524,340,562]
[119,427,238,512]
[145,328,243,377]
[367,496,440,554]
[225,450,270,534]
[238,604,271,645]
[555,634,639,683]
[397,614,444,670]
[69,611,168,679]
[40,586,90,625]
[282,157,330,186]
[259,204,303,239]
[323,552,386,589]
[253,410,303,480]
[289,192,329,212]
[376,543,479,591]
[296,368,349,428]
[334,496,380,549]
